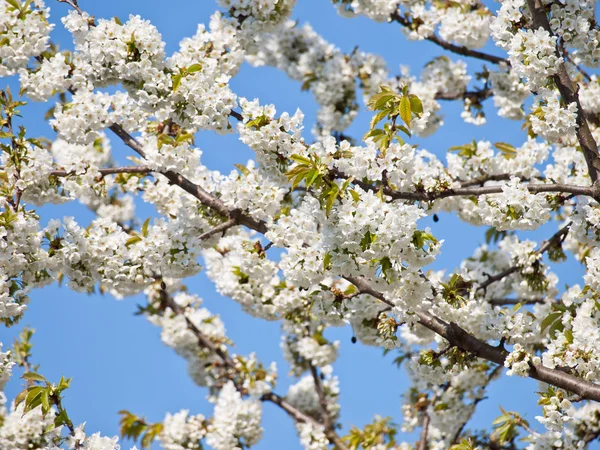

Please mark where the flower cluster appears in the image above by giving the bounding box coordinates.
[2,0,600,448]
[159,410,207,450]
[0,0,52,77]
[205,381,263,450]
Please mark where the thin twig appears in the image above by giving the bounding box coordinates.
[197,219,238,241]
[159,289,340,441]
[309,365,349,450]
[49,166,152,177]
[57,0,83,15]
[487,297,552,306]
[477,223,571,292]
[450,365,502,444]
[332,167,595,201]
[390,11,508,65]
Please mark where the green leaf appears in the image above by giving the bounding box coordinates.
[306,168,320,188]
[141,218,150,238]
[369,92,395,110]
[40,389,50,415]
[187,63,202,73]
[325,184,339,217]
[234,163,250,176]
[564,328,574,344]
[380,256,393,280]
[289,154,312,165]
[541,312,562,334]
[15,388,28,407]
[396,125,411,137]
[360,230,377,251]
[171,74,182,92]
[369,110,389,130]
[408,94,423,115]
[125,235,142,247]
[495,142,517,159]
[5,0,21,10]
[323,252,332,271]
[449,439,475,450]
[24,386,44,413]
[22,372,47,383]
[57,376,71,391]
[399,95,412,127]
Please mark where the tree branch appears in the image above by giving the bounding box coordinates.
[49,166,152,177]
[57,0,83,15]
[435,87,493,103]
[105,113,600,406]
[309,365,349,450]
[487,297,552,306]
[417,411,431,450]
[107,124,268,234]
[390,11,508,65]
[526,0,600,183]
[450,365,502,444]
[197,219,239,241]
[331,167,594,201]
[345,275,600,402]
[477,222,571,292]
[159,290,322,428]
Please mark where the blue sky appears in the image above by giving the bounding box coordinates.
[2,0,596,448]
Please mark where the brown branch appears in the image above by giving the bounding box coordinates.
[566,54,592,82]
[229,110,244,121]
[331,168,594,201]
[450,365,502,444]
[487,297,553,306]
[49,166,152,177]
[459,174,547,188]
[477,223,571,292]
[417,411,431,450]
[159,290,320,427]
[57,0,83,15]
[390,11,508,65]
[345,275,600,403]
[388,182,594,201]
[309,365,349,450]
[197,219,239,241]
[310,365,333,431]
[107,124,268,234]
[435,87,493,103]
[526,0,600,183]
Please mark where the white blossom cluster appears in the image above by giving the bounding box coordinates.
[2,0,600,448]
[0,403,60,450]
[0,0,52,76]
[158,409,207,450]
[285,366,340,420]
[205,381,263,450]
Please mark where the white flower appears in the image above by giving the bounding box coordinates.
[205,382,263,450]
